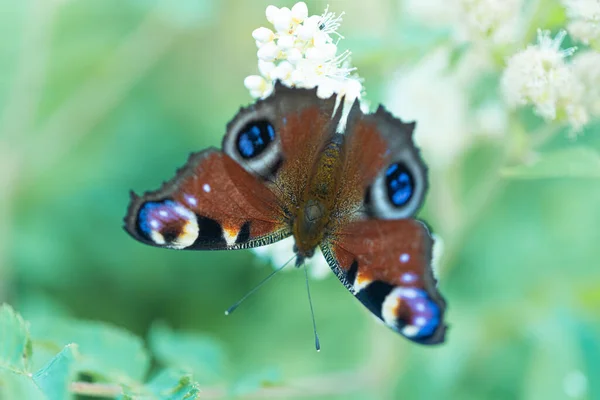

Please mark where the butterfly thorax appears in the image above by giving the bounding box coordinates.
[292,135,344,260]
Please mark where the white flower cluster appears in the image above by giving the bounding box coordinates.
[252,237,331,280]
[456,0,523,45]
[501,30,589,132]
[244,2,362,104]
[572,51,600,117]
[562,0,600,45]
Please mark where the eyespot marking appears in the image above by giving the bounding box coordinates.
[382,287,441,340]
[137,200,198,249]
[385,162,414,207]
[236,120,276,159]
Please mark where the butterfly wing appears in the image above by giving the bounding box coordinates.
[124,82,339,251]
[124,149,290,250]
[322,219,446,344]
[321,103,447,344]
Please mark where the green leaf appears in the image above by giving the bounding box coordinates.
[0,304,32,373]
[119,369,200,400]
[146,369,200,400]
[148,322,226,384]
[29,318,150,384]
[0,370,46,400]
[502,147,600,179]
[33,344,78,400]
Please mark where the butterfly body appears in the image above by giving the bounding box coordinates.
[125,82,447,345]
[293,134,345,260]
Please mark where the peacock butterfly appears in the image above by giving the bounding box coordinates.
[124,82,447,345]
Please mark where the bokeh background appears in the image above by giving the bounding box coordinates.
[1,0,599,399]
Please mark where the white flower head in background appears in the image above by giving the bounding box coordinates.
[562,0,600,45]
[403,0,457,26]
[571,50,600,117]
[244,2,363,108]
[385,48,471,168]
[501,30,589,133]
[456,0,524,45]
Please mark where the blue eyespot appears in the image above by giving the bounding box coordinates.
[396,288,441,339]
[137,200,196,244]
[236,120,276,159]
[385,162,414,207]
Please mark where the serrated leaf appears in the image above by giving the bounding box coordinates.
[502,147,600,179]
[0,370,46,400]
[148,322,226,384]
[0,304,32,373]
[29,318,150,384]
[33,344,78,400]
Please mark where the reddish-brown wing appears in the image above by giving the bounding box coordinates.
[124,83,340,251]
[322,220,446,344]
[321,103,446,345]
[222,82,340,213]
[124,149,289,250]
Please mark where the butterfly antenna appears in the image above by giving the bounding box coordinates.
[303,262,321,352]
[225,254,296,316]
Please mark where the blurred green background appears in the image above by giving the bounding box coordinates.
[1,0,599,399]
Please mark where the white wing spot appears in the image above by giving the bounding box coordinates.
[185,194,198,206]
[150,219,159,229]
[400,253,410,263]
[203,183,211,193]
[402,325,419,337]
[159,210,168,217]
[401,272,417,284]
[415,316,427,327]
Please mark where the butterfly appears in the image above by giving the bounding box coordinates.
[124,82,447,345]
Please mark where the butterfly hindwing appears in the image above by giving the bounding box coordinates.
[124,149,290,250]
[322,219,446,344]
[322,102,447,345]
